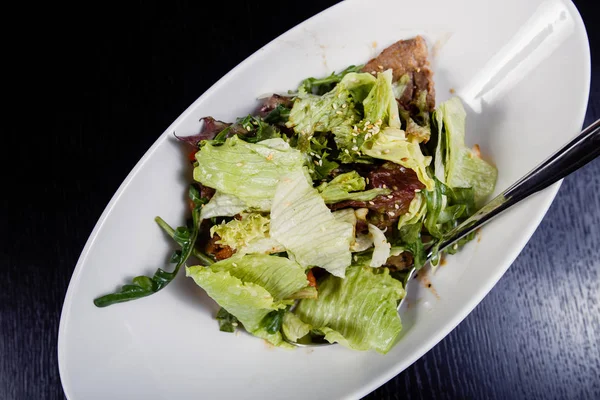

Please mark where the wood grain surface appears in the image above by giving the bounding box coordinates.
[1,1,598,399]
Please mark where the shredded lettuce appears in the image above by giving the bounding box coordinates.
[194,136,305,211]
[294,266,405,353]
[317,171,390,204]
[363,127,435,190]
[434,97,497,204]
[186,254,310,347]
[270,170,354,278]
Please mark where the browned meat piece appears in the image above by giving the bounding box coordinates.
[330,162,424,229]
[362,36,435,111]
[200,185,215,202]
[385,251,414,271]
[205,234,234,261]
[175,117,231,146]
[257,94,294,117]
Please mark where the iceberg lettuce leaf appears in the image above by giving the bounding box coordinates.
[317,171,390,203]
[368,223,391,268]
[294,266,405,354]
[363,127,435,190]
[363,69,401,129]
[186,254,310,347]
[200,191,248,219]
[434,97,497,204]
[270,170,354,278]
[282,312,312,342]
[193,136,305,211]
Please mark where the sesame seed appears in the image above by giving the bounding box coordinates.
[382,184,387,188]
[336,110,343,115]
[371,71,376,75]
[401,157,408,161]
[314,160,319,165]
[368,201,375,205]
[383,149,390,154]
[314,153,321,159]
[388,211,395,216]
[378,65,384,70]
[351,146,358,151]
[366,178,369,184]
[415,189,421,192]
[246,126,252,131]
[232,263,237,267]
[364,120,371,126]
[344,149,350,154]
[332,103,337,109]
[341,103,347,108]
[392,186,398,190]
[319,159,323,166]
[394,204,399,209]
[387,195,393,199]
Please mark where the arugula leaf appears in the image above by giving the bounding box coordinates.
[236,115,281,144]
[154,216,215,266]
[307,136,339,180]
[299,64,364,95]
[261,308,287,334]
[93,207,203,307]
[188,184,209,207]
[216,307,239,333]
[264,104,290,124]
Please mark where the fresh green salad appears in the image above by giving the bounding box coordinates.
[94,37,497,354]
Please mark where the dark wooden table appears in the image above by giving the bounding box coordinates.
[2,1,598,399]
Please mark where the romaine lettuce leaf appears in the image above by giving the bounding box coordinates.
[193,136,305,211]
[317,171,390,204]
[200,191,248,219]
[270,169,354,278]
[294,266,405,354]
[434,97,497,204]
[210,212,284,255]
[363,127,435,190]
[186,254,310,347]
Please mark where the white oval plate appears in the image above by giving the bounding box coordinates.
[58,0,590,398]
